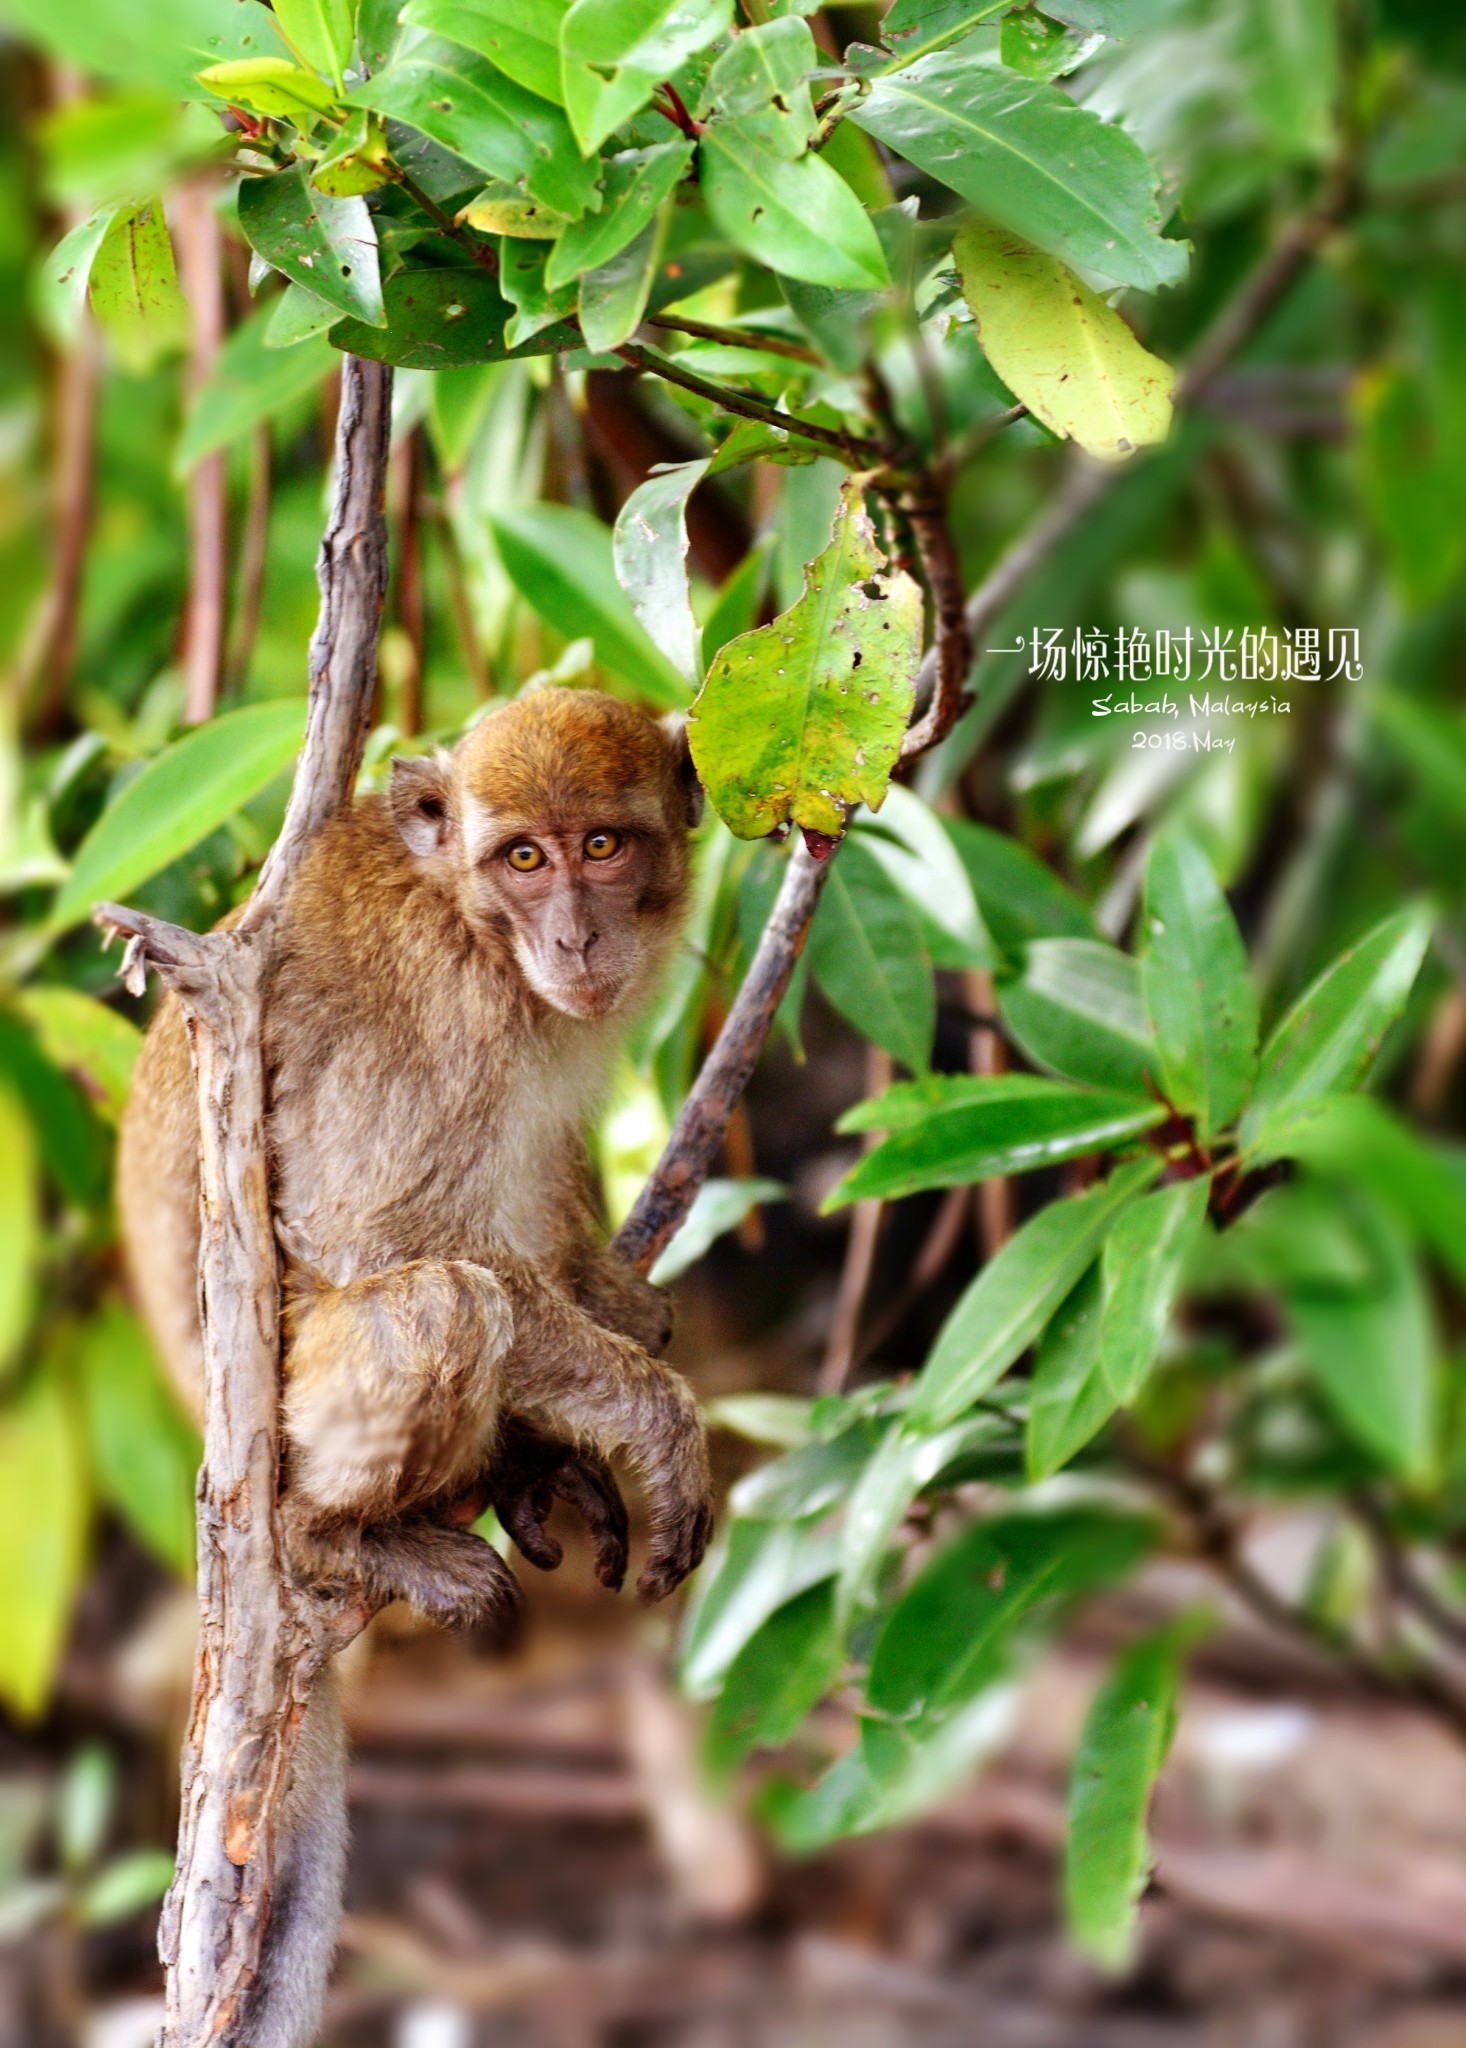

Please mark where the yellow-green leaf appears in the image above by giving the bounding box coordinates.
[272,0,355,92]
[688,475,922,842]
[0,1361,88,1720]
[0,1086,38,1379]
[197,56,338,121]
[954,221,1173,462]
[89,201,190,373]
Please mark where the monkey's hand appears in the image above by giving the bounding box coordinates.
[486,1417,631,1593]
[627,1366,714,1605]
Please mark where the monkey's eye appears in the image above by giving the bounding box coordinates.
[583,830,623,862]
[505,842,545,872]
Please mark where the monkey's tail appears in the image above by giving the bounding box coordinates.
[238,1666,349,2048]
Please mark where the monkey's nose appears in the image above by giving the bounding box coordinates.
[557,930,599,961]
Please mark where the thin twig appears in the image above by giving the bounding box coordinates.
[616,342,882,464]
[224,427,271,699]
[646,314,822,364]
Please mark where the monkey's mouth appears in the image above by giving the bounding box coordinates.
[544,970,628,1020]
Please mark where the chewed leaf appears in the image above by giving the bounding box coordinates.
[955,222,1173,461]
[688,475,922,841]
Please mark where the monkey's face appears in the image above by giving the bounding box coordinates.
[389,690,700,1022]
[472,818,675,1019]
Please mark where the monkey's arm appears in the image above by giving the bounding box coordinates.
[560,1151,675,1356]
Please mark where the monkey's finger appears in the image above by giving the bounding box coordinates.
[552,1457,629,1594]
[495,1481,563,1571]
[635,1498,712,1605]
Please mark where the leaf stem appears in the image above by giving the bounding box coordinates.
[646,314,822,364]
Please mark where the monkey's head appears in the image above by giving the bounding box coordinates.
[390,688,702,1021]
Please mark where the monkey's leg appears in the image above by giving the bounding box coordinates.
[283,1258,511,1523]
[491,1251,713,1602]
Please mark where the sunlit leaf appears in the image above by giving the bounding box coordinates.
[1242,905,1434,1148]
[0,1088,38,1380]
[272,0,355,90]
[197,54,337,119]
[33,206,116,345]
[75,1304,199,1577]
[0,1362,87,1720]
[649,1177,787,1284]
[50,700,306,931]
[89,201,190,372]
[955,221,1173,460]
[613,459,709,686]
[999,938,1161,1095]
[690,475,921,842]
[13,990,140,1127]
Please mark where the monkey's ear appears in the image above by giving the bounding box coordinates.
[389,753,454,858]
[659,713,704,829]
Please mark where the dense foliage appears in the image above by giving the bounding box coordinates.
[2,0,1465,1974]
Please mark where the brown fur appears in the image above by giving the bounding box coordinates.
[119,689,710,1592]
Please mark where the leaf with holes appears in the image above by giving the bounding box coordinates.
[330,264,578,369]
[954,221,1173,461]
[547,140,692,289]
[559,0,733,154]
[89,201,189,372]
[349,37,596,220]
[701,126,891,292]
[688,475,921,842]
[238,163,384,327]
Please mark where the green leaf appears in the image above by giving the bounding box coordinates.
[272,0,355,90]
[942,817,1096,955]
[331,262,577,368]
[499,236,578,346]
[75,1305,200,1577]
[0,1088,38,1379]
[869,1507,1153,1723]
[824,1077,1164,1208]
[849,50,1187,292]
[614,459,710,686]
[999,938,1161,1095]
[1097,1176,1207,1403]
[89,201,190,373]
[492,503,690,706]
[701,125,891,291]
[1284,1190,1437,1481]
[880,0,1009,68]
[1000,7,1097,77]
[50,700,307,932]
[1139,830,1257,1143]
[78,1848,176,1929]
[197,55,338,119]
[1368,688,1466,822]
[689,475,921,841]
[1245,1093,1466,1290]
[0,1362,87,1720]
[1066,1617,1198,1971]
[264,280,337,347]
[579,210,665,352]
[546,139,693,289]
[807,839,935,1074]
[238,163,384,327]
[649,1176,787,1284]
[1235,0,1337,162]
[404,0,567,103]
[1241,905,1434,1149]
[729,1417,887,1522]
[701,15,818,156]
[911,1156,1160,1430]
[854,784,995,972]
[34,206,117,346]
[56,1744,114,1871]
[836,1411,1010,1619]
[559,0,733,154]
[178,301,334,468]
[1027,1265,1114,1479]
[703,1581,842,1781]
[680,1515,842,1697]
[12,990,140,1127]
[0,1016,104,1207]
[954,221,1173,461]
[349,37,596,219]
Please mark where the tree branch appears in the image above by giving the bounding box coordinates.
[95,356,394,2047]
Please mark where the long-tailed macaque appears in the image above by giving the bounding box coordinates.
[117,688,713,2048]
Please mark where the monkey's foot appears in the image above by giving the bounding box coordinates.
[360,1521,524,1644]
[637,1493,715,1605]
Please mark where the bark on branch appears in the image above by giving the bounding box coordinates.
[95,356,393,2048]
